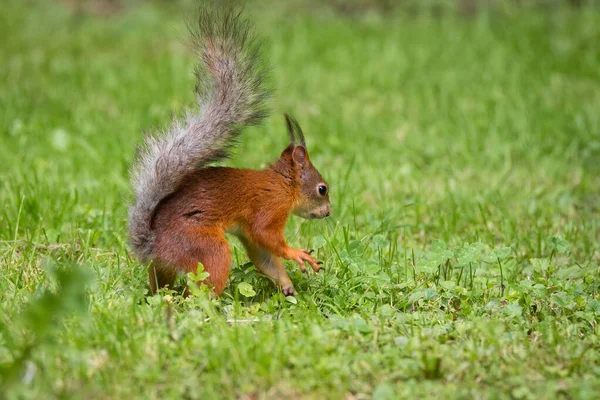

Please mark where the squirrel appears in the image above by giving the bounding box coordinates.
[128,6,330,297]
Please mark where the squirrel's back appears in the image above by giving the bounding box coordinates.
[128,6,270,261]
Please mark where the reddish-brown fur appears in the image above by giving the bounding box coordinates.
[148,145,330,295]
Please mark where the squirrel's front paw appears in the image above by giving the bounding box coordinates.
[288,248,323,273]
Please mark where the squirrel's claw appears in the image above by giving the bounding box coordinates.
[290,249,323,273]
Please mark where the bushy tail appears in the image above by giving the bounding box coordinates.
[128,5,270,261]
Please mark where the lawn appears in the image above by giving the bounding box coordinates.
[1,0,599,398]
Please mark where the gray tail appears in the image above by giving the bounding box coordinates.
[128,5,270,261]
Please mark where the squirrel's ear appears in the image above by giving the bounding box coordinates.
[292,145,308,166]
[281,143,294,157]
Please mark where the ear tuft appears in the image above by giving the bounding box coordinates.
[284,113,296,144]
[292,145,307,166]
[284,113,306,147]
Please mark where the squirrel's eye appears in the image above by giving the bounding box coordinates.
[318,184,328,196]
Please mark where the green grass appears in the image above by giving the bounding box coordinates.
[1,1,600,398]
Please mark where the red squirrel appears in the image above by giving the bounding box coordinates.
[128,6,330,296]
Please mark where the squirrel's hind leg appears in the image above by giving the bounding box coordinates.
[237,235,296,296]
[183,230,232,296]
[148,262,177,294]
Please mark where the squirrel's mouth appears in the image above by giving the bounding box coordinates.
[309,211,330,219]
[294,204,330,220]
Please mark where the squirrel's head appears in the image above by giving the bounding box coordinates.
[279,114,331,220]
